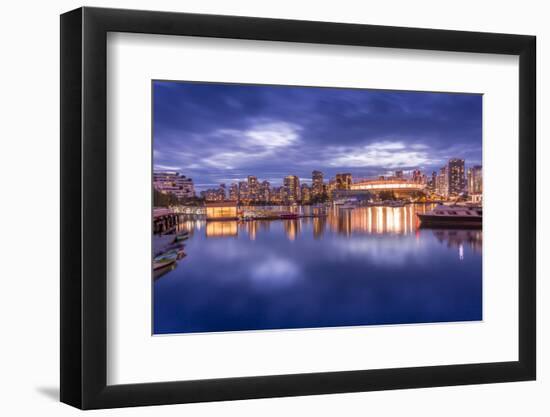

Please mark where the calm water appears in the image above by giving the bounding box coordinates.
[153,204,482,334]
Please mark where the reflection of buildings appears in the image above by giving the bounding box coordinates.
[205,221,238,238]
[432,229,483,258]
[205,201,238,220]
[283,219,300,241]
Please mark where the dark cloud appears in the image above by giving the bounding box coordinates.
[153,81,482,190]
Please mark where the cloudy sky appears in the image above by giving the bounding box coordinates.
[153,81,482,191]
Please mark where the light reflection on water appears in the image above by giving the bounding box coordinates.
[154,204,482,334]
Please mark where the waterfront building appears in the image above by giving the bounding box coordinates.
[412,169,423,184]
[205,201,238,220]
[278,186,288,203]
[436,166,448,197]
[301,183,311,204]
[312,170,324,197]
[201,185,226,202]
[229,183,239,201]
[259,180,271,203]
[467,165,483,204]
[153,171,195,199]
[238,181,249,203]
[335,173,352,190]
[467,165,483,194]
[284,175,300,203]
[270,186,283,204]
[350,178,425,199]
[448,158,466,195]
[428,171,437,192]
[247,176,259,201]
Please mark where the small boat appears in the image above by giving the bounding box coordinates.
[173,232,189,242]
[153,261,177,280]
[154,251,179,263]
[153,257,176,271]
[417,205,482,228]
[279,213,299,219]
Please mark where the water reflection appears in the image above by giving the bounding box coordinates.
[197,204,436,240]
[154,204,482,334]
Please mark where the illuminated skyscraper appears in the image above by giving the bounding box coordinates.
[436,166,448,197]
[448,159,465,195]
[284,175,300,203]
[247,175,259,201]
[412,169,422,183]
[238,181,249,202]
[312,170,324,197]
[259,180,271,202]
[300,183,311,204]
[229,183,239,201]
[467,165,483,194]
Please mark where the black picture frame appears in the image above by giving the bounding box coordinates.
[60,6,536,410]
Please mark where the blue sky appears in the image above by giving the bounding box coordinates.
[153,81,482,191]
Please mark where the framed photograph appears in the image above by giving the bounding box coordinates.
[60,7,536,409]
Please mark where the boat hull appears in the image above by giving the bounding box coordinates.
[417,214,482,228]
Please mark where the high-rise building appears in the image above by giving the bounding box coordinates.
[238,181,249,202]
[312,170,324,197]
[259,180,271,202]
[448,159,465,195]
[153,171,195,200]
[429,171,437,191]
[412,169,423,183]
[467,165,483,195]
[284,175,300,203]
[335,173,352,190]
[436,166,448,197]
[300,183,311,204]
[247,176,259,201]
[395,170,404,178]
[229,183,239,201]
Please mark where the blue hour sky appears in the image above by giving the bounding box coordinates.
[153,81,482,191]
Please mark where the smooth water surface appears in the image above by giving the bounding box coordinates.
[153,204,482,334]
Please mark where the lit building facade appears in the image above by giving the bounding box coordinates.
[436,166,448,197]
[448,158,465,195]
[467,165,483,194]
[312,170,324,197]
[284,175,300,203]
[335,173,352,190]
[259,180,271,202]
[153,171,195,199]
[300,183,311,204]
[205,201,238,220]
[247,176,259,201]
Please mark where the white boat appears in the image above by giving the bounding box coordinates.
[417,205,482,228]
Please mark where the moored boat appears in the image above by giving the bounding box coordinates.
[173,231,189,242]
[417,205,482,228]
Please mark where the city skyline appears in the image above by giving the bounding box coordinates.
[153,81,482,192]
